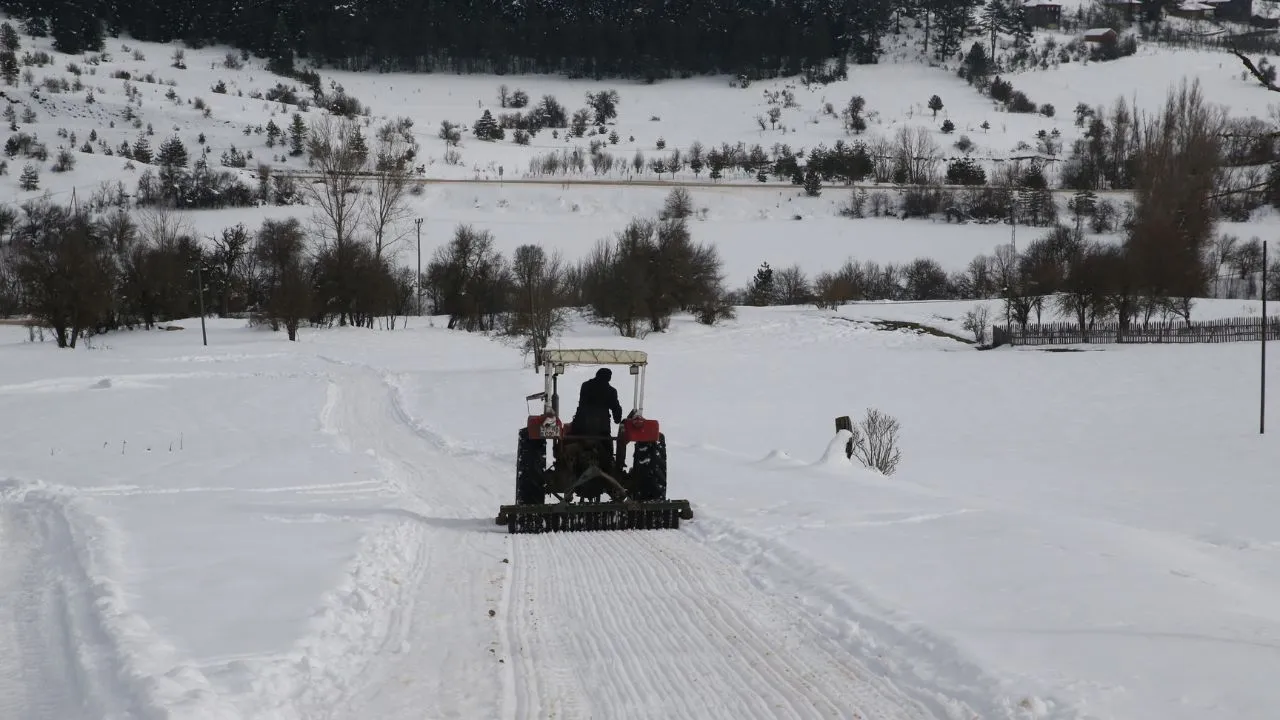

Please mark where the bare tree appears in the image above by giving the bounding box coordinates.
[366,118,417,259]
[1230,237,1265,298]
[1212,233,1238,297]
[305,114,366,252]
[506,244,569,369]
[893,126,940,185]
[212,223,250,315]
[579,221,655,338]
[775,264,812,305]
[253,218,312,340]
[424,225,509,331]
[1054,240,1113,335]
[659,187,693,220]
[1127,79,1224,323]
[12,201,116,347]
[305,115,370,325]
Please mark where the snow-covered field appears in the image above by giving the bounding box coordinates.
[2,300,1278,720]
[5,12,1280,720]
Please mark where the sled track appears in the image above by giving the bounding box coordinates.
[504,527,937,720]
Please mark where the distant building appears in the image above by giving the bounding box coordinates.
[1203,0,1254,21]
[1102,0,1142,21]
[1167,0,1215,19]
[1083,27,1119,44]
[1023,0,1063,28]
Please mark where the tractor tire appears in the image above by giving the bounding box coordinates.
[515,429,546,506]
[631,433,667,502]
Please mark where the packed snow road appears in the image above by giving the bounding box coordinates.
[297,360,969,720]
[0,338,1011,720]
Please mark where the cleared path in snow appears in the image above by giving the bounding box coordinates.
[306,359,949,720]
[0,494,136,720]
[505,528,935,720]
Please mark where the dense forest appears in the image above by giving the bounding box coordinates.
[0,0,991,78]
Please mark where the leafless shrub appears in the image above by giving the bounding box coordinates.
[962,304,992,344]
[848,409,902,475]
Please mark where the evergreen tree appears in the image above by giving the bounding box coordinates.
[964,42,989,80]
[1068,188,1098,234]
[288,113,306,156]
[746,262,776,306]
[349,125,368,166]
[49,0,103,55]
[473,109,501,141]
[928,94,943,117]
[133,137,152,164]
[0,22,19,53]
[982,0,1007,60]
[19,163,37,190]
[0,51,17,86]
[803,168,822,197]
[157,136,188,167]
[265,119,281,147]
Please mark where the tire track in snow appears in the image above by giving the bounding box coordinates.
[255,359,507,720]
[295,357,979,719]
[0,482,239,720]
[509,527,941,720]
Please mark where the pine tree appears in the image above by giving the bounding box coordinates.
[0,22,19,53]
[349,125,368,165]
[19,163,37,190]
[133,137,152,164]
[928,94,943,118]
[473,109,500,141]
[289,113,306,156]
[746,262,776,306]
[803,168,822,197]
[982,0,1007,60]
[157,136,188,167]
[0,51,17,86]
[265,119,281,147]
[1068,188,1097,234]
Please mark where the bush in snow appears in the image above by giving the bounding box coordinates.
[963,304,992,345]
[848,409,902,476]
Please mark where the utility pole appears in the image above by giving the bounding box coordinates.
[415,217,424,315]
[196,254,208,347]
[1263,239,1268,435]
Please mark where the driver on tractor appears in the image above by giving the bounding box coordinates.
[572,368,623,469]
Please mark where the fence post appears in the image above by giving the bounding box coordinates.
[835,416,854,458]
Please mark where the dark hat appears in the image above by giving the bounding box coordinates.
[596,368,612,380]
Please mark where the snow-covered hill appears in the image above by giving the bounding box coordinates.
[3,17,1280,288]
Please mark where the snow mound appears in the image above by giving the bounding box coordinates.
[817,429,856,469]
[756,449,801,467]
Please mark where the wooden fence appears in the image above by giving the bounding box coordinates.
[995,316,1280,347]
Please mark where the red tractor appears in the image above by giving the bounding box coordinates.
[495,349,694,533]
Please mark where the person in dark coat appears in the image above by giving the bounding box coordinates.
[572,368,623,437]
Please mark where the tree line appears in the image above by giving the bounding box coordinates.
[0,0,1010,79]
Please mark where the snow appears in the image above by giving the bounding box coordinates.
[3,15,1280,720]
[3,303,1279,720]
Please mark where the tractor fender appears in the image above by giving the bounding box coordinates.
[620,417,660,444]
[527,414,564,440]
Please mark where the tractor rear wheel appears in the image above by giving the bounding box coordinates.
[631,433,667,502]
[515,429,546,505]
